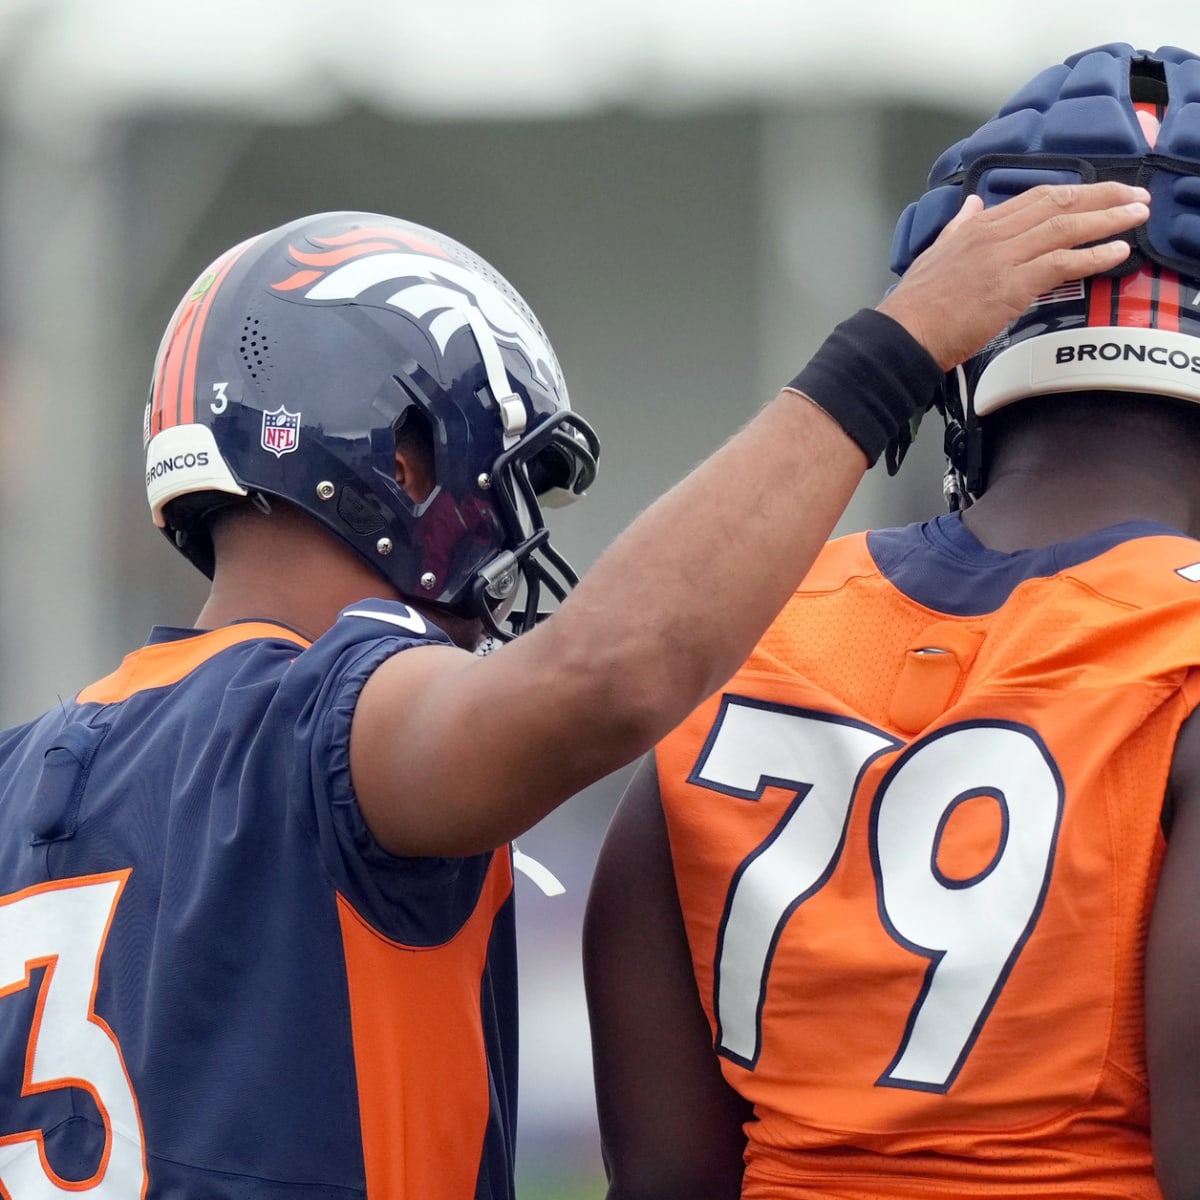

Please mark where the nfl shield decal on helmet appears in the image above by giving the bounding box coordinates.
[261,406,301,458]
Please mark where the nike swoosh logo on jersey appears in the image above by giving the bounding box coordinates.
[342,607,428,634]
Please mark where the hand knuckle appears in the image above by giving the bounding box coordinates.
[1046,247,1073,273]
[1046,212,1076,239]
[1035,183,1074,210]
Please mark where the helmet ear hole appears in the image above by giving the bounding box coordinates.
[393,406,437,504]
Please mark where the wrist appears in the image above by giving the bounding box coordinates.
[783,308,945,466]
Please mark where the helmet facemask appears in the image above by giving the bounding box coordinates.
[466,410,599,641]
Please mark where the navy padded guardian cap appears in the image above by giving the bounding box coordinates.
[885,43,1200,505]
[891,43,1200,279]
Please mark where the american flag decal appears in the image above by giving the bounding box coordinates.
[261,406,300,458]
[1030,280,1086,307]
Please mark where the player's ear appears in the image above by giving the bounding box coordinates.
[395,446,434,504]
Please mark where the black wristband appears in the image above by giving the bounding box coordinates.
[784,308,944,466]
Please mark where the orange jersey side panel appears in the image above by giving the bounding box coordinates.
[658,528,1200,1198]
[337,851,514,1200]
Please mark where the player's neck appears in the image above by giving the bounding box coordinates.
[194,506,400,639]
[962,416,1200,551]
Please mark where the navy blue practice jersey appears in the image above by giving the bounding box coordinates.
[0,601,518,1200]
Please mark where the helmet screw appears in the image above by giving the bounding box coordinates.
[316,481,336,501]
[420,572,437,590]
[376,537,394,556]
[477,473,491,490]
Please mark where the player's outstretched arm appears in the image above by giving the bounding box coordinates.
[583,756,752,1200]
[350,181,1151,858]
[1146,705,1200,1200]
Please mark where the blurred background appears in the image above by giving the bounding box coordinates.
[0,1,1196,1194]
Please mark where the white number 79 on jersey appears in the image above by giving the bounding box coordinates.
[693,697,1063,1093]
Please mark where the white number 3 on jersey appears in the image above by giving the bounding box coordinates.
[0,872,147,1196]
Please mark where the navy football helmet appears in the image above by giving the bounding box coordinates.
[144,211,599,640]
[887,43,1200,505]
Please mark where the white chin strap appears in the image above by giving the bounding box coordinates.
[463,307,527,445]
[974,326,1200,416]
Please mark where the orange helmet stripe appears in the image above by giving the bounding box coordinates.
[1087,275,1115,327]
[1154,269,1182,333]
[151,237,255,435]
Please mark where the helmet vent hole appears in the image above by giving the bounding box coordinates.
[240,316,271,382]
[1130,57,1168,107]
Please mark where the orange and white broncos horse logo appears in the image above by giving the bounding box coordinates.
[273,226,563,436]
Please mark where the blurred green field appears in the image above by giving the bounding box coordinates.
[519,1171,605,1200]
[522,1186,602,1200]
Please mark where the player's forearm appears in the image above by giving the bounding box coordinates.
[489,315,935,826]
[558,384,868,708]
[379,327,916,857]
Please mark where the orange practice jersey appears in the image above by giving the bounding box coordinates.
[658,514,1200,1199]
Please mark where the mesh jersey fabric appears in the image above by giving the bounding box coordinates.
[0,600,518,1200]
[657,513,1200,1199]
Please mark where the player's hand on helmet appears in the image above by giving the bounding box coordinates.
[878,181,1151,372]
